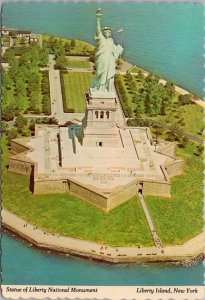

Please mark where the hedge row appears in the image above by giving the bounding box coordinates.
[41,70,51,115]
[115,76,132,117]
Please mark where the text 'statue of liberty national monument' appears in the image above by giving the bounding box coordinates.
[91,8,123,94]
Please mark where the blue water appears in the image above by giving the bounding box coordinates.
[2,2,204,286]
[2,2,204,98]
[2,233,204,286]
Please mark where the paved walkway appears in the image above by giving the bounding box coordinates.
[48,54,84,125]
[138,193,163,248]
[118,59,134,72]
[193,99,205,109]
[2,209,204,263]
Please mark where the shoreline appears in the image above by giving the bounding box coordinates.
[2,209,204,265]
[119,63,205,108]
[2,27,204,105]
[2,29,204,265]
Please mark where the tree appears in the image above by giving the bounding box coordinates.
[89,50,95,63]
[8,58,19,81]
[19,53,30,67]
[179,136,188,148]
[20,37,26,44]
[3,48,15,64]
[152,123,164,150]
[133,107,141,118]
[15,115,28,133]
[48,117,59,125]
[132,93,145,115]
[29,90,42,113]
[195,144,203,157]
[7,127,18,145]
[145,72,160,85]
[55,45,66,58]
[137,69,144,81]
[70,39,76,49]
[2,105,16,121]
[27,72,41,94]
[129,80,137,91]
[116,58,122,70]
[16,92,29,113]
[2,72,14,90]
[64,41,71,52]
[55,55,68,70]
[46,36,59,53]
[166,124,183,142]
[165,80,175,97]
[42,94,51,115]
[2,121,9,132]
[178,94,192,106]
[15,77,27,94]
[18,66,29,81]
[160,94,172,116]
[2,87,15,119]
[29,45,41,67]
[39,48,49,66]
[127,106,133,117]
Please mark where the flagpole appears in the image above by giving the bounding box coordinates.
[116,28,124,60]
[121,29,123,48]
[119,28,123,60]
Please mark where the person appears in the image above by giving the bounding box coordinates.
[91,9,123,93]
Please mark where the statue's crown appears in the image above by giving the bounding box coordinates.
[102,27,111,32]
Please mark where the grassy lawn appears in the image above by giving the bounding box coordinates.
[145,142,203,245]
[61,72,93,113]
[130,66,140,73]
[178,104,204,137]
[67,59,90,69]
[153,102,203,139]
[2,171,153,246]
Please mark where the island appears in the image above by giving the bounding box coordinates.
[1,9,204,264]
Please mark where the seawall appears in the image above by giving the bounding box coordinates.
[2,209,204,264]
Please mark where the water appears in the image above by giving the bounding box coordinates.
[2,232,204,286]
[2,2,204,98]
[2,2,204,286]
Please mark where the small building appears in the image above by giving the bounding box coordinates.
[15,30,31,38]
[1,29,10,35]
[29,33,38,43]
[1,27,16,35]
[1,28,31,40]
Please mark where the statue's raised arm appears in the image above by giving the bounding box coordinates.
[96,8,102,38]
[91,8,123,94]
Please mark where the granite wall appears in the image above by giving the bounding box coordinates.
[9,157,33,176]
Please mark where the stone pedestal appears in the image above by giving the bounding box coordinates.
[82,89,122,147]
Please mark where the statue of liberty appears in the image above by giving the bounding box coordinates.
[91,8,123,94]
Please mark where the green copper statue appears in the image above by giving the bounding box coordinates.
[91,8,123,94]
